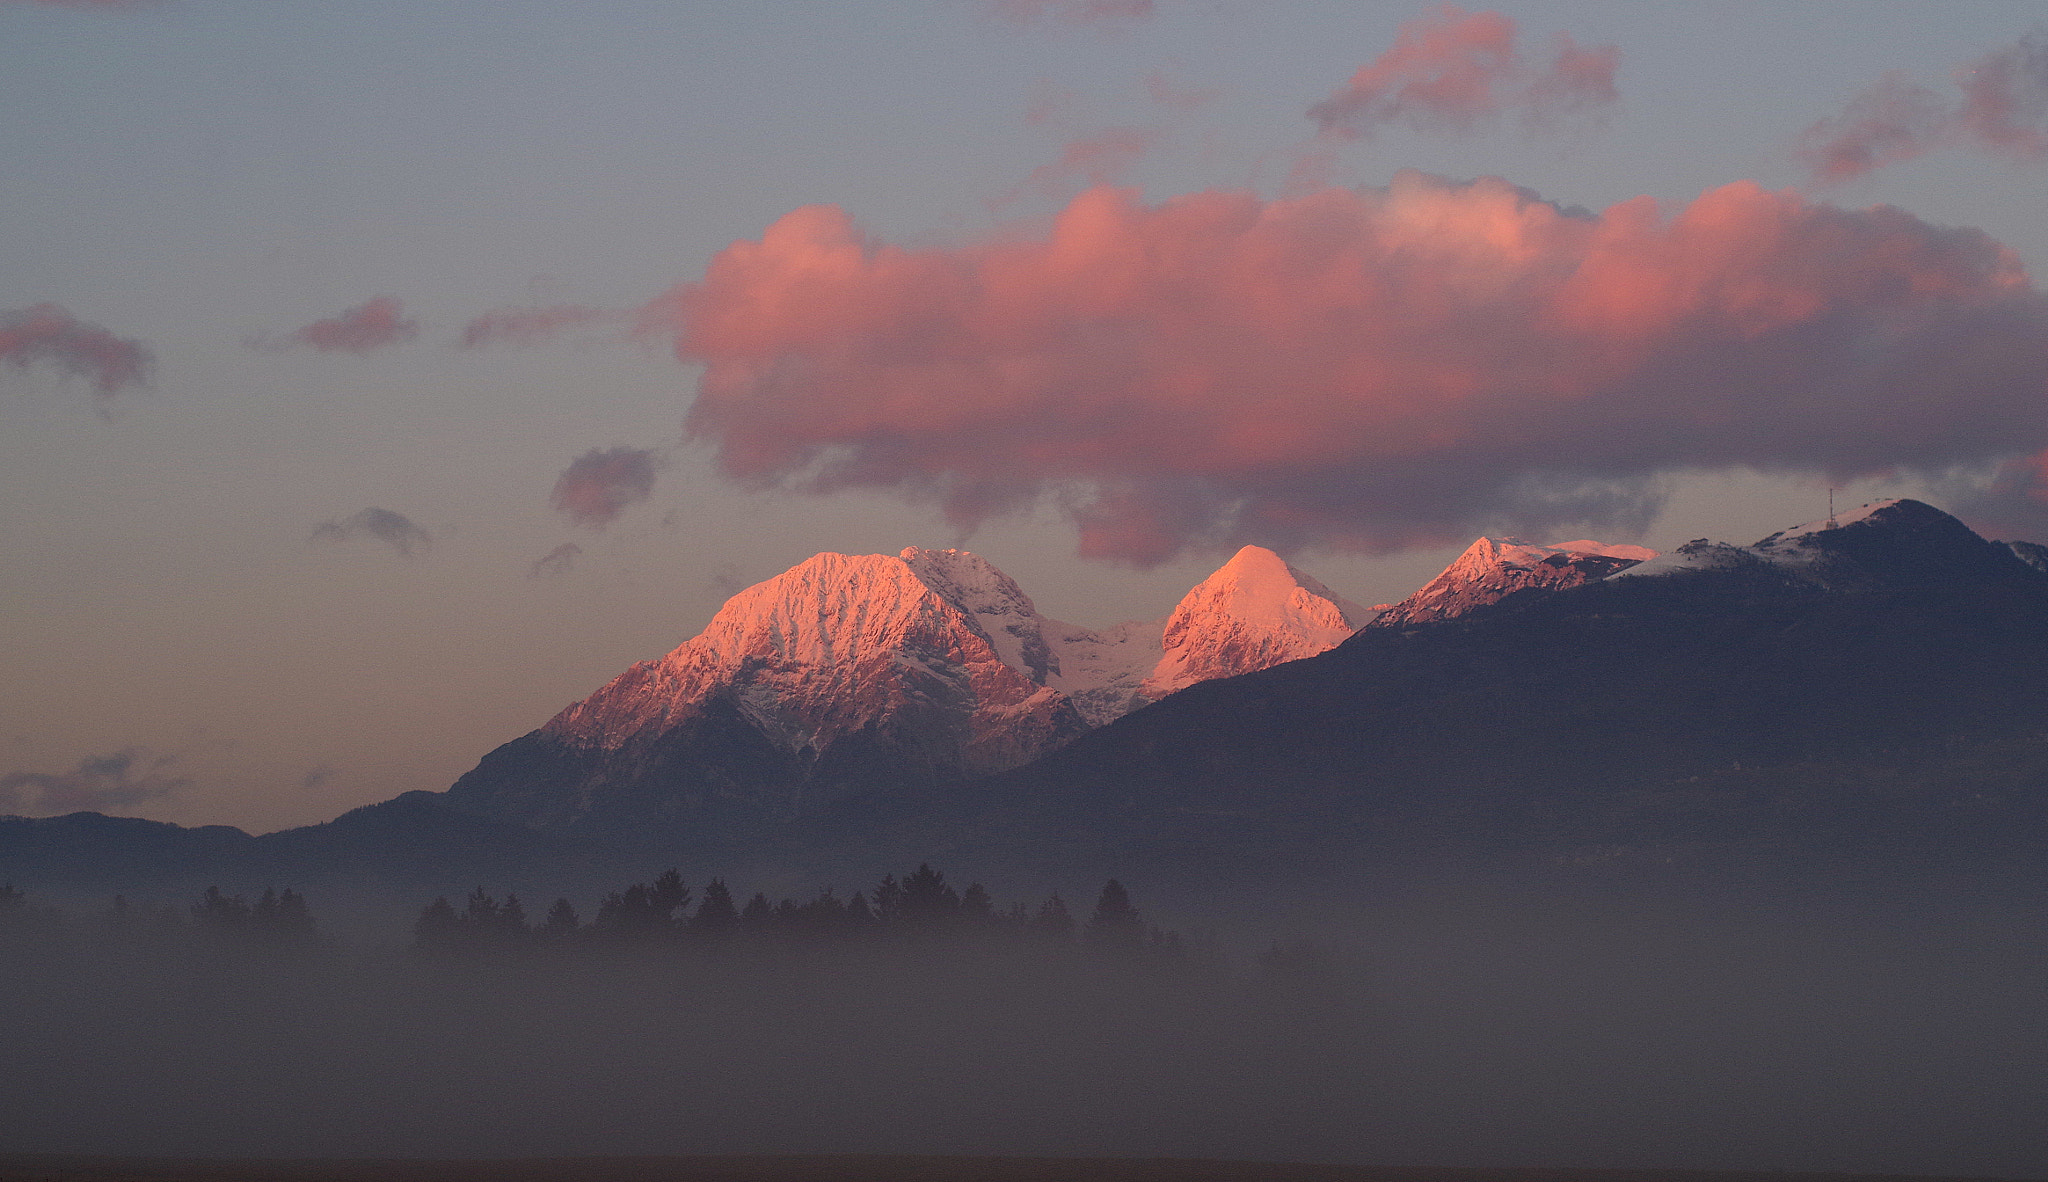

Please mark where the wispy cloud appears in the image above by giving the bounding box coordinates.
[1308,6,1617,140]
[0,748,188,816]
[647,174,2048,565]
[551,447,661,530]
[309,507,431,557]
[0,304,152,399]
[256,296,418,354]
[458,305,618,349]
[527,542,582,579]
[987,0,1154,31]
[1798,28,2048,181]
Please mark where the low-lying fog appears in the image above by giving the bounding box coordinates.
[3,867,2044,1176]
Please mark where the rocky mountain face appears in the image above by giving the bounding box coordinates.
[1367,537,1655,629]
[442,543,1370,841]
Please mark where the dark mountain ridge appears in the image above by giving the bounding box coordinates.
[944,500,2048,876]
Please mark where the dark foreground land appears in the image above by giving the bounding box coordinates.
[1,1161,2040,1182]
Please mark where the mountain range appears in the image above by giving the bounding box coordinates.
[441,543,1380,842]
[7,499,2048,906]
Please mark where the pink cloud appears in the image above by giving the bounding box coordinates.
[1309,6,1617,140]
[0,303,152,398]
[551,446,661,529]
[1798,29,2048,182]
[646,175,2048,565]
[459,305,615,348]
[264,296,418,354]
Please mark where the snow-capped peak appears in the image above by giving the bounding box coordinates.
[1751,498,1907,561]
[1370,536,1655,628]
[537,542,1372,780]
[1140,546,1372,699]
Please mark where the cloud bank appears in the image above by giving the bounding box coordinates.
[0,748,187,816]
[0,304,152,398]
[551,447,660,529]
[309,507,431,557]
[1799,28,2048,181]
[650,173,2048,564]
[264,296,419,354]
[1308,6,1617,140]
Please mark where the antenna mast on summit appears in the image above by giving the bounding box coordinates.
[1828,488,1837,529]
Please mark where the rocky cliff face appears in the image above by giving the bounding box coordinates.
[1367,537,1655,629]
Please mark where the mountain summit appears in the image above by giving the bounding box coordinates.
[444,543,1366,840]
[1369,537,1655,628]
[1144,546,1372,699]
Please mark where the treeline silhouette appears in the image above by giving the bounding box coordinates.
[0,880,320,948]
[411,864,1184,961]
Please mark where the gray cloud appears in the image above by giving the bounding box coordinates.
[0,304,153,399]
[0,748,188,816]
[551,447,661,530]
[309,507,431,557]
[527,542,582,579]
[459,305,617,348]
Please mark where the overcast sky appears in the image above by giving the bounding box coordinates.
[4,0,2045,832]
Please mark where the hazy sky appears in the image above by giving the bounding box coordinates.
[4,0,2046,833]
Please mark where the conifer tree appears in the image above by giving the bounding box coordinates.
[898,863,959,931]
[193,886,252,935]
[540,897,580,939]
[691,877,739,935]
[869,874,903,924]
[1084,879,1145,954]
[414,897,458,948]
[960,882,994,925]
[1031,893,1075,943]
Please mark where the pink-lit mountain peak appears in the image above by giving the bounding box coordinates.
[538,542,1375,781]
[1142,545,1374,699]
[544,547,1074,772]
